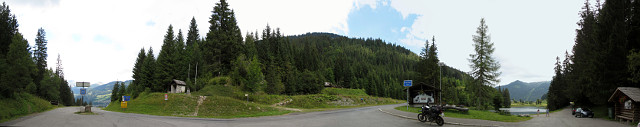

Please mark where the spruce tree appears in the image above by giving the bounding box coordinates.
[502,88,511,108]
[469,18,501,87]
[204,0,243,76]
[3,33,34,97]
[186,17,199,47]
[131,48,146,98]
[142,48,156,91]
[0,2,18,56]
[111,81,119,102]
[155,25,176,92]
[34,28,48,96]
[118,82,126,101]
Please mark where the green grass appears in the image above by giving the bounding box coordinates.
[394,106,533,122]
[106,85,404,119]
[104,92,291,118]
[0,93,55,123]
[321,88,368,96]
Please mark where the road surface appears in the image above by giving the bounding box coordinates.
[1,104,455,127]
[514,107,633,127]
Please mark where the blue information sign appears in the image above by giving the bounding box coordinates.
[80,88,86,95]
[403,80,412,87]
[122,96,130,101]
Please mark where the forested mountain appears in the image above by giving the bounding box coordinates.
[499,80,550,102]
[125,0,502,110]
[280,32,418,98]
[74,80,131,107]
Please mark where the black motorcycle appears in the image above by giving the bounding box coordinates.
[417,104,444,126]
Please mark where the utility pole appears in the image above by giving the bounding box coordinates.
[439,62,443,106]
[195,63,198,90]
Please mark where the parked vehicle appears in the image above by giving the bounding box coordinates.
[417,104,445,126]
[574,108,594,118]
[50,100,58,105]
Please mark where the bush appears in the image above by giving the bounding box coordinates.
[0,93,53,122]
[321,88,368,96]
[207,76,232,86]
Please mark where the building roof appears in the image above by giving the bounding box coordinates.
[608,87,640,102]
[172,79,186,86]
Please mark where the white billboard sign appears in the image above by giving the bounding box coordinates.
[76,82,90,87]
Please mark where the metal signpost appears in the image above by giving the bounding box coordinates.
[122,96,130,111]
[121,101,127,111]
[76,82,90,106]
[123,96,130,101]
[404,80,412,110]
[245,94,249,102]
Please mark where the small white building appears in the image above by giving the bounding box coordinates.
[170,79,186,93]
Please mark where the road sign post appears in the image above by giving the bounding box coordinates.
[245,94,249,102]
[122,96,130,101]
[121,101,127,111]
[76,82,90,107]
[404,80,412,110]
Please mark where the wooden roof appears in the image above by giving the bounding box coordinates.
[608,87,640,102]
[172,79,186,86]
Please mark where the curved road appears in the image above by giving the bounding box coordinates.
[2,104,451,127]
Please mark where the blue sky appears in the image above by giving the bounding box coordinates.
[5,0,585,85]
[344,2,419,50]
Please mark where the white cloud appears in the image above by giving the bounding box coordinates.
[389,0,583,84]
[4,0,358,84]
[6,0,217,83]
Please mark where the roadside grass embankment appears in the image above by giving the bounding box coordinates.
[0,93,56,123]
[394,106,533,122]
[104,85,403,118]
[104,91,291,118]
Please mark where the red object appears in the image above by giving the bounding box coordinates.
[164,94,168,100]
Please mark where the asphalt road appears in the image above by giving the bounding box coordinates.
[514,107,633,127]
[2,104,453,127]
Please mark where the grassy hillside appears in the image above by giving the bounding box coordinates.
[104,92,288,118]
[0,93,55,123]
[105,86,402,118]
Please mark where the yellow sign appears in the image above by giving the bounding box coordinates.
[121,101,127,108]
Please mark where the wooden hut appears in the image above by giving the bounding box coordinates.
[608,87,640,122]
[169,79,187,93]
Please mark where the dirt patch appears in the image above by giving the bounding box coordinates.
[192,96,207,116]
[272,99,302,112]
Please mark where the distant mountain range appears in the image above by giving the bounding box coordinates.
[72,80,132,107]
[498,80,550,102]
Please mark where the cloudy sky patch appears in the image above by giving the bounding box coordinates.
[5,0,584,86]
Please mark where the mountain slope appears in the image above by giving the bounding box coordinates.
[73,80,132,107]
[499,80,550,102]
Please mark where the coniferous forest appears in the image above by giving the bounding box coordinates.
[547,0,640,110]
[0,0,509,111]
[124,0,501,109]
[0,2,76,106]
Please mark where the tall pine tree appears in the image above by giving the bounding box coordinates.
[203,0,243,76]
[34,28,48,97]
[154,25,177,92]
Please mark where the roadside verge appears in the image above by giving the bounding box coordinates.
[377,107,503,127]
